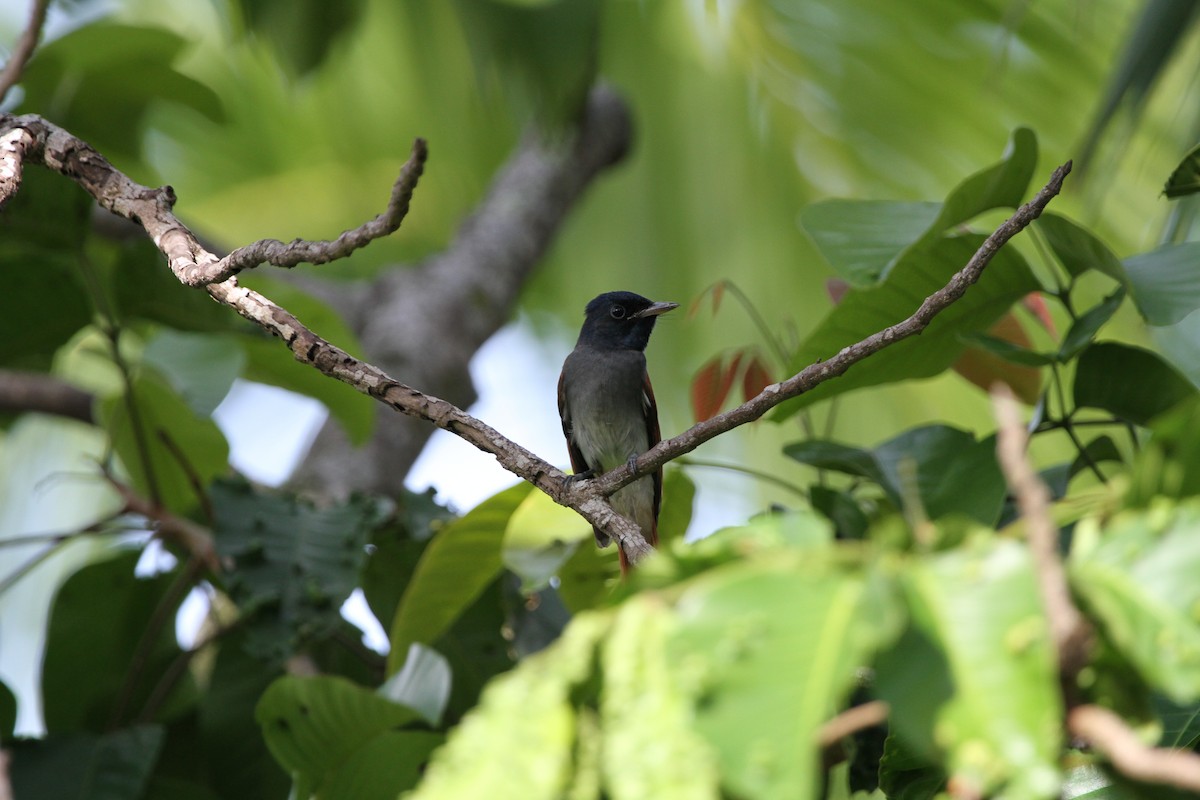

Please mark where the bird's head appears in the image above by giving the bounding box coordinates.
[577,291,678,351]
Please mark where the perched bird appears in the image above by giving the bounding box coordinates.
[558,291,677,574]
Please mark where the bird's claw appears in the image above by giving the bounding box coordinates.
[561,468,595,490]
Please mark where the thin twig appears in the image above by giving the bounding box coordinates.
[0,369,94,422]
[817,700,889,748]
[105,473,220,572]
[992,384,1090,681]
[0,0,50,105]
[1069,704,1200,793]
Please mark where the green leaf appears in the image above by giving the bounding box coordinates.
[1127,397,1200,504]
[658,468,696,546]
[1070,503,1200,702]
[799,200,941,287]
[893,538,1062,798]
[196,629,290,799]
[503,488,590,591]
[380,643,452,726]
[211,479,385,661]
[776,234,1040,416]
[788,426,1007,526]
[1073,342,1197,425]
[0,157,92,254]
[387,482,532,674]
[256,675,428,797]
[1164,142,1200,198]
[809,485,870,541]
[668,559,901,800]
[1122,243,1200,326]
[927,126,1037,235]
[453,0,602,127]
[877,731,947,800]
[238,276,374,445]
[0,246,92,369]
[1153,693,1200,749]
[1036,213,1128,282]
[797,128,1036,290]
[600,599,720,799]
[21,22,223,163]
[407,612,612,800]
[959,331,1056,366]
[143,329,246,416]
[9,725,165,800]
[317,731,444,800]
[236,0,368,75]
[41,550,189,733]
[110,240,234,332]
[1060,289,1127,361]
[99,371,230,515]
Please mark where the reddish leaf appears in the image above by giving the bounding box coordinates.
[951,312,1042,404]
[741,353,774,402]
[1022,292,1058,337]
[826,278,850,305]
[691,352,743,422]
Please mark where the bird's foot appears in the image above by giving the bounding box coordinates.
[625,453,640,474]
[561,468,595,489]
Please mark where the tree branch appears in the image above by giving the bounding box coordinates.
[992,384,1091,683]
[0,0,50,105]
[0,369,94,422]
[0,110,1070,567]
[1068,704,1200,793]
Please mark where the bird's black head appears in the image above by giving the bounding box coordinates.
[576,291,678,351]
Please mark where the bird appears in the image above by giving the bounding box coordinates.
[558,290,677,575]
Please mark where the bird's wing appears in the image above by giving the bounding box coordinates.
[642,370,662,547]
[557,368,592,477]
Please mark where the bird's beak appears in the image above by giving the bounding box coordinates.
[632,301,679,318]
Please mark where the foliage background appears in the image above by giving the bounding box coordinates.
[2,0,1200,798]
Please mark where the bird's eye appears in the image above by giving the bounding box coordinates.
[609,305,626,320]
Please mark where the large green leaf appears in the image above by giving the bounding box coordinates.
[0,246,92,369]
[799,200,941,287]
[927,126,1037,235]
[668,557,901,800]
[1122,243,1200,326]
[886,538,1062,799]
[110,240,234,333]
[211,479,386,661]
[235,0,368,75]
[407,612,612,800]
[601,599,720,799]
[41,550,189,733]
[776,234,1040,417]
[21,22,223,164]
[9,725,164,800]
[1126,397,1200,505]
[786,425,1007,526]
[798,127,1036,289]
[195,629,290,799]
[99,371,230,515]
[1070,504,1200,702]
[143,329,246,416]
[1073,342,1197,425]
[1164,142,1200,198]
[1036,212,1127,283]
[387,482,531,674]
[256,674,437,799]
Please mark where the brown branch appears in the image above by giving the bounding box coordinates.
[0,369,94,422]
[817,700,889,748]
[0,111,1070,568]
[0,0,50,105]
[106,474,220,572]
[992,384,1090,682]
[1069,704,1200,793]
